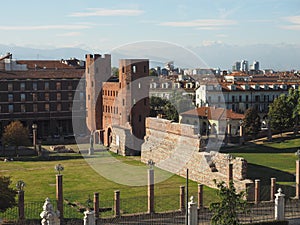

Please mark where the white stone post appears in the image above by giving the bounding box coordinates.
[188,196,198,225]
[275,188,285,221]
[84,210,95,225]
[40,198,60,225]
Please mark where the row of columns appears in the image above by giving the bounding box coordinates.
[15,159,300,223]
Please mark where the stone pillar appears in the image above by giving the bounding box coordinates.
[18,190,25,221]
[198,184,203,209]
[40,198,60,225]
[254,179,260,204]
[228,163,233,185]
[188,197,198,225]
[148,169,154,214]
[296,160,300,199]
[270,178,276,202]
[239,124,244,145]
[56,175,63,220]
[275,188,285,221]
[114,190,120,217]
[83,210,95,225]
[93,192,99,220]
[180,186,185,212]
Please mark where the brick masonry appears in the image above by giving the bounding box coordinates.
[141,117,253,195]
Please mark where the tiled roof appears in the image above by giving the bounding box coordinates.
[180,106,244,120]
[17,60,75,69]
[0,69,84,79]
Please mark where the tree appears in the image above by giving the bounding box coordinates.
[243,108,261,136]
[286,88,300,134]
[209,180,247,225]
[111,67,119,77]
[0,176,17,213]
[149,96,179,121]
[2,121,30,156]
[268,94,294,136]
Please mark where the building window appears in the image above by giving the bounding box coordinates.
[127,115,130,122]
[144,66,147,73]
[57,93,61,101]
[232,96,235,102]
[8,83,13,91]
[21,93,26,102]
[68,83,72,90]
[246,95,249,102]
[68,93,73,101]
[139,115,142,122]
[20,83,25,91]
[45,103,50,111]
[45,82,49,90]
[33,82,37,91]
[8,105,13,113]
[56,82,61,90]
[218,96,221,102]
[122,99,125,106]
[21,104,26,113]
[45,93,49,101]
[32,93,37,101]
[239,95,242,102]
[88,95,90,100]
[122,66,125,73]
[33,104,38,112]
[8,94,13,102]
[57,103,61,111]
[132,65,137,73]
[69,103,72,111]
[91,81,94,87]
[80,92,84,101]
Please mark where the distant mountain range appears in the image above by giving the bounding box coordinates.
[0,43,299,71]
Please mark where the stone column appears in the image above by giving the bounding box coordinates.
[239,124,244,145]
[114,190,120,217]
[198,184,203,209]
[148,169,154,214]
[296,160,300,199]
[275,188,285,221]
[254,179,260,204]
[228,163,233,185]
[270,178,276,202]
[83,210,95,225]
[180,186,185,212]
[188,197,198,225]
[93,192,99,220]
[18,190,25,221]
[56,174,63,220]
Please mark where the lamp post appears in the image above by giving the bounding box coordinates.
[55,164,64,220]
[16,180,25,221]
[32,124,37,152]
[239,120,244,145]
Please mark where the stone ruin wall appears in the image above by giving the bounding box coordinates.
[141,117,253,195]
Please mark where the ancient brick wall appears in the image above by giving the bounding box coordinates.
[141,117,253,193]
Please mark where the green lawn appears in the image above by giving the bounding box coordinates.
[221,136,299,199]
[0,148,216,217]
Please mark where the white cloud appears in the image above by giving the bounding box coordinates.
[56,32,81,37]
[69,8,144,17]
[281,16,300,30]
[159,19,237,30]
[0,24,91,31]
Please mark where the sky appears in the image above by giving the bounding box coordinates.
[1,0,300,69]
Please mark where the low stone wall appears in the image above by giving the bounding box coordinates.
[141,117,253,194]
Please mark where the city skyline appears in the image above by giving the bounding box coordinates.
[0,0,300,70]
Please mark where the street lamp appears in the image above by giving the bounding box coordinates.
[295,149,300,160]
[54,164,64,175]
[147,159,155,170]
[16,180,26,191]
[32,124,37,152]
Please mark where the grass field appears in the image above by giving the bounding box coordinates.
[221,134,299,199]
[0,146,216,216]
